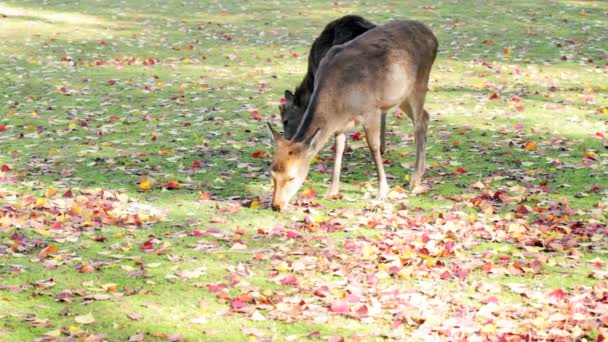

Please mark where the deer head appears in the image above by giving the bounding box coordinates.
[268,122,320,212]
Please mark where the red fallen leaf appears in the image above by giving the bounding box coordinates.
[489,93,499,100]
[192,160,202,168]
[596,132,605,139]
[139,240,154,251]
[356,304,368,315]
[481,262,493,273]
[164,179,181,190]
[285,230,302,239]
[516,205,530,214]
[455,166,468,175]
[351,131,363,140]
[291,52,299,58]
[327,336,345,342]
[300,187,316,199]
[514,105,525,112]
[209,216,226,224]
[421,234,430,243]
[251,150,267,158]
[548,288,567,299]
[51,222,62,230]
[0,124,6,131]
[440,270,452,280]
[480,296,498,304]
[207,283,228,293]
[92,236,108,242]
[511,95,522,102]
[590,183,601,193]
[330,300,350,314]
[280,274,298,285]
[38,245,58,258]
[192,230,204,236]
[251,110,261,121]
[128,333,145,342]
[79,264,96,273]
[313,286,329,297]
[199,192,211,200]
[127,313,143,321]
[1,164,10,172]
[62,189,73,198]
[230,298,247,309]
[445,240,455,253]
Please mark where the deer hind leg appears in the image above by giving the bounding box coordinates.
[363,112,388,200]
[380,112,387,155]
[327,133,346,198]
[400,93,430,193]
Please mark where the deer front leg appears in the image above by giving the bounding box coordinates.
[410,109,430,192]
[327,133,346,198]
[364,116,388,200]
[380,112,387,155]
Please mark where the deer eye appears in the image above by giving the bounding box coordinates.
[288,177,295,182]
[282,119,288,126]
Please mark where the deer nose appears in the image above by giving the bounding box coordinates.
[272,204,282,212]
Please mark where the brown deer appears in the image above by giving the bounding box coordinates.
[269,20,438,212]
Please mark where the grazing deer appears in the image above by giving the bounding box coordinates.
[269,20,438,212]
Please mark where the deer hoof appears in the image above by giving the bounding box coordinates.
[410,184,430,195]
[326,192,342,200]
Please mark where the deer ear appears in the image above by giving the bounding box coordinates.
[267,122,283,147]
[284,90,294,103]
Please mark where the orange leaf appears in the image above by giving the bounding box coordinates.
[165,179,181,190]
[38,245,58,258]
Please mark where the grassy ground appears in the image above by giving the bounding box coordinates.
[0,0,607,341]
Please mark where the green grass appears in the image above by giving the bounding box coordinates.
[1,0,607,340]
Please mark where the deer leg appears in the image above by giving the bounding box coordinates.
[400,98,430,193]
[363,114,388,200]
[327,133,346,198]
[380,112,387,155]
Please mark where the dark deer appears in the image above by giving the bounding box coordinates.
[269,20,438,211]
[278,15,385,198]
[279,15,377,139]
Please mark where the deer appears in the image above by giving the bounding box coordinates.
[269,20,438,212]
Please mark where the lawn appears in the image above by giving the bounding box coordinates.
[0,0,607,340]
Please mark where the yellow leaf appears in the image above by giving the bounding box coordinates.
[481,324,496,334]
[524,141,537,151]
[68,122,78,130]
[46,188,57,198]
[250,200,260,209]
[138,175,151,191]
[275,261,289,272]
[157,81,164,87]
[35,198,48,208]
